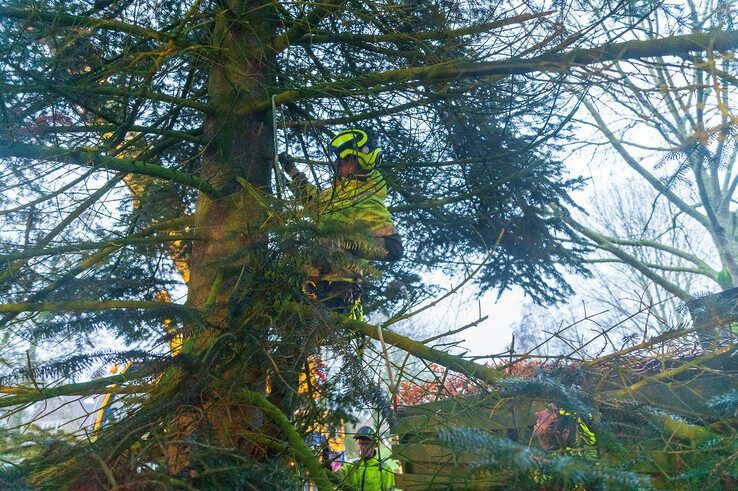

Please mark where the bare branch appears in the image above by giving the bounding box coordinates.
[583,98,708,226]
[562,212,693,299]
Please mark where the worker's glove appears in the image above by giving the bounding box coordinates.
[279,152,298,176]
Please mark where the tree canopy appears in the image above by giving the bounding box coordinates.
[1,0,737,488]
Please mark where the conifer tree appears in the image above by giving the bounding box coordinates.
[1,0,737,487]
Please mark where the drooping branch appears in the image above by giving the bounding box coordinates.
[0,140,223,198]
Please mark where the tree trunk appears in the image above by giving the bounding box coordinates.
[171,0,277,471]
[189,1,274,321]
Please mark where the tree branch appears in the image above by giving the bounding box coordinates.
[23,124,204,145]
[583,99,709,226]
[0,83,210,114]
[0,6,197,50]
[0,140,223,198]
[0,174,125,285]
[288,304,508,384]
[587,258,713,277]
[0,234,201,263]
[0,300,194,315]
[0,170,94,216]
[248,30,738,114]
[0,366,155,409]
[581,232,717,273]
[562,213,693,299]
[611,344,735,399]
[238,389,333,490]
[299,10,554,44]
[271,0,346,53]
[0,216,193,328]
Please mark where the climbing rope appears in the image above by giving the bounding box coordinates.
[271,94,286,199]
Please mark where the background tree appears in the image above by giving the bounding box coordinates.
[1,0,737,487]
[513,181,708,358]
[567,0,738,302]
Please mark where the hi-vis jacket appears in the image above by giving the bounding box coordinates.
[294,169,396,239]
[559,407,598,461]
[339,453,395,491]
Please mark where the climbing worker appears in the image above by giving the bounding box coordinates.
[280,128,403,313]
[338,426,395,491]
[533,403,597,460]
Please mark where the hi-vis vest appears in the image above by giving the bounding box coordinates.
[295,169,395,282]
[559,407,597,460]
[299,169,395,237]
[340,453,395,491]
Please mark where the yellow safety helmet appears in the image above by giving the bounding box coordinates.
[329,128,382,171]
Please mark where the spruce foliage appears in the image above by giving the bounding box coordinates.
[438,427,652,490]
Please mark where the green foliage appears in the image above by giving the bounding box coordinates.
[0,425,75,489]
[669,436,738,490]
[717,268,733,289]
[497,376,594,418]
[708,390,738,418]
[438,427,653,490]
[188,456,300,491]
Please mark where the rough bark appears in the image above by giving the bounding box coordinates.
[169,0,279,472]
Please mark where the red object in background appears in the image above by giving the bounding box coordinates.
[396,364,479,406]
[19,114,74,135]
[396,360,541,407]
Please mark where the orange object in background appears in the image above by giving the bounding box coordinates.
[154,290,183,355]
[298,355,326,398]
[298,356,346,458]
